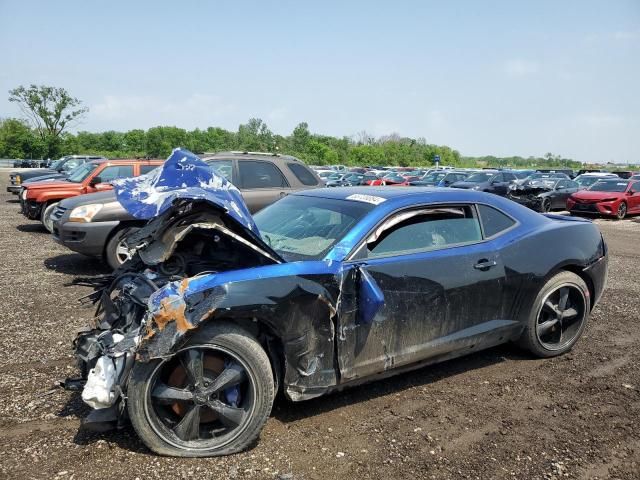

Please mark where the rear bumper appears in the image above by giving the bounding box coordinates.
[52,220,120,257]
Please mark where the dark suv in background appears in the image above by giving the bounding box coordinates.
[52,151,322,269]
[7,155,106,194]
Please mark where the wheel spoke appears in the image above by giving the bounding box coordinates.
[558,287,570,311]
[543,299,561,317]
[116,244,130,257]
[537,318,560,337]
[207,399,246,427]
[204,364,245,396]
[151,382,193,404]
[562,307,579,320]
[173,405,201,441]
[180,349,204,388]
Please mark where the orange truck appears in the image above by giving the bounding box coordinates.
[20,158,163,232]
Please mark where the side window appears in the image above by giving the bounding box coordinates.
[238,160,288,189]
[205,159,235,183]
[477,204,515,238]
[367,206,482,257]
[556,180,568,189]
[62,159,81,171]
[139,165,158,175]
[504,173,516,182]
[633,181,640,192]
[568,181,579,189]
[287,163,319,186]
[492,173,504,183]
[98,165,134,182]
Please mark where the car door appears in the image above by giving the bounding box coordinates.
[86,165,134,193]
[553,180,576,209]
[629,181,640,212]
[237,160,292,212]
[485,173,506,195]
[337,204,507,381]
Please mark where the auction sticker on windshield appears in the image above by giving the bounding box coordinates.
[346,194,386,205]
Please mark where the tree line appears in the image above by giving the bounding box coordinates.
[1,84,587,169]
[0,117,588,169]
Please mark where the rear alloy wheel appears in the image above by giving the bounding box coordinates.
[518,271,590,357]
[105,226,140,270]
[541,198,551,213]
[41,202,59,233]
[127,323,274,457]
[615,202,627,220]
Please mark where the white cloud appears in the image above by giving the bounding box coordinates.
[504,59,539,78]
[577,113,624,128]
[613,31,639,41]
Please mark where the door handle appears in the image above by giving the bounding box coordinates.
[474,259,497,270]
[279,192,288,198]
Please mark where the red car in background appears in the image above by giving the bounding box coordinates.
[567,178,640,219]
[369,173,407,186]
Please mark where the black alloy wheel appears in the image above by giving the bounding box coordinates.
[535,284,587,351]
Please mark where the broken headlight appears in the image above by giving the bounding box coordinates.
[69,203,104,222]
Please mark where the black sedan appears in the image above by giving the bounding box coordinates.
[507,178,580,212]
[450,170,519,196]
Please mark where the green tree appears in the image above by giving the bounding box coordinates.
[8,84,88,157]
[0,118,45,158]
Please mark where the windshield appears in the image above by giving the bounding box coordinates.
[576,175,610,187]
[588,181,629,192]
[421,172,446,182]
[254,195,374,260]
[66,163,98,183]
[465,172,494,183]
[49,158,65,170]
[529,173,566,180]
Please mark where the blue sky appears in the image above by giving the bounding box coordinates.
[1,0,638,163]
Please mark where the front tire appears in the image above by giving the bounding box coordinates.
[127,323,274,457]
[540,198,551,213]
[615,202,627,220]
[41,202,59,233]
[104,226,140,270]
[518,271,590,358]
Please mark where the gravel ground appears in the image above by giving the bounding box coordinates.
[0,168,638,480]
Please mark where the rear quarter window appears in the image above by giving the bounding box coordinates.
[477,204,516,238]
[287,163,319,186]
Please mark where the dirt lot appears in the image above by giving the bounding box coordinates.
[0,169,638,480]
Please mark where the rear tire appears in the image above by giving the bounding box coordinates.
[127,323,274,457]
[518,271,590,358]
[41,202,59,233]
[104,226,140,270]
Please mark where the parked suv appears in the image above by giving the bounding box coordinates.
[21,158,163,232]
[8,155,106,194]
[52,151,322,269]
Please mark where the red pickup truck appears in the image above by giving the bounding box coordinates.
[21,158,163,232]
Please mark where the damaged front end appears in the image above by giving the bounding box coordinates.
[68,149,284,430]
[507,184,551,211]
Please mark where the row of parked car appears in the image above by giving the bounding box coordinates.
[9,152,324,268]
[312,166,640,219]
[8,153,639,271]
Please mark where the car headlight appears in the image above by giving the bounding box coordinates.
[69,204,104,222]
[21,189,27,200]
[599,198,617,203]
[472,185,481,190]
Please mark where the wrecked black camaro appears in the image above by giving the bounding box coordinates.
[71,149,608,457]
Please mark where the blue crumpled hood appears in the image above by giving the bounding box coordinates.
[113,148,258,233]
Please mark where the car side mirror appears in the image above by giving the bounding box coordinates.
[628,189,635,195]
